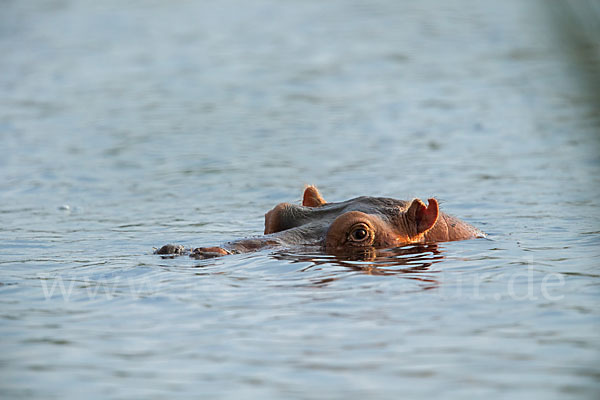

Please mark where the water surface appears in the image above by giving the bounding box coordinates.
[1,0,599,398]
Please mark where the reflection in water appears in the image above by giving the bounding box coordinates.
[188,244,444,286]
[271,244,444,287]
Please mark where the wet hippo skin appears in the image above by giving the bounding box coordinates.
[156,186,485,259]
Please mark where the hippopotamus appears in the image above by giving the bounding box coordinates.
[156,186,484,259]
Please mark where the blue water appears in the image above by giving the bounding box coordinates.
[1,0,599,398]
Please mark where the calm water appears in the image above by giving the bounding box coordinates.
[1,0,599,398]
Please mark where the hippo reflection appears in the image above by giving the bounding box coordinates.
[156,186,485,259]
[271,244,445,285]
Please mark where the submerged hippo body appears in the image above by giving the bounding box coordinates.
[156,186,484,258]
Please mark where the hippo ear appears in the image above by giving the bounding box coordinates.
[406,198,439,235]
[302,185,327,207]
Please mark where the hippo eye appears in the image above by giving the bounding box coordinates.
[349,224,371,243]
[352,228,367,240]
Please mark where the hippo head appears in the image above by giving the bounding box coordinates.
[264,186,439,253]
